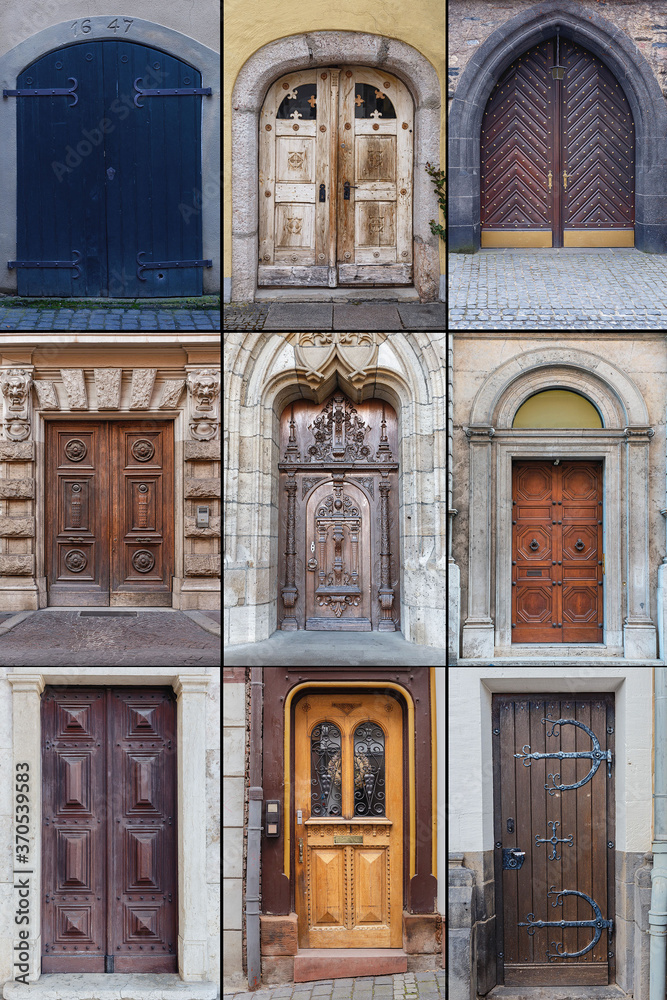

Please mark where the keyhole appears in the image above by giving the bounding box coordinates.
[311,542,315,553]
[157,272,165,279]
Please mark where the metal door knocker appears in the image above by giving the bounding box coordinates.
[575,538,585,550]
[530,538,539,550]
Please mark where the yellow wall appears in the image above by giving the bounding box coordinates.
[223,0,445,287]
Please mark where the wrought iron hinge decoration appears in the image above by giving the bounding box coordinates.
[133,79,212,108]
[514,716,612,794]
[518,886,613,961]
[136,251,213,281]
[3,77,78,107]
[8,250,82,279]
[535,820,573,861]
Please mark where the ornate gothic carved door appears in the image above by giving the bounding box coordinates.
[278,390,399,631]
[259,67,413,287]
[481,38,634,247]
[294,694,403,948]
[46,421,173,606]
[512,460,603,642]
[41,686,177,972]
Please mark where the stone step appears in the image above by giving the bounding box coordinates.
[2,974,218,1000]
[293,948,408,983]
[481,986,630,1000]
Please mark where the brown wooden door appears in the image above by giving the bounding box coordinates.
[493,694,614,986]
[47,422,173,606]
[294,694,403,948]
[481,38,634,247]
[42,686,177,973]
[512,460,603,642]
[277,392,400,632]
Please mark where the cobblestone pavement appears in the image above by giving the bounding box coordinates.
[0,610,220,665]
[0,307,220,330]
[224,302,446,331]
[223,970,445,1000]
[449,248,667,329]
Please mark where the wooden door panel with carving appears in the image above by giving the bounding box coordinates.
[278,391,399,632]
[294,695,403,948]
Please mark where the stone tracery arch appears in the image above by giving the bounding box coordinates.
[448,0,667,253]
[231,31,442,301]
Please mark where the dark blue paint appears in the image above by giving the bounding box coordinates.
[15,40,206,296]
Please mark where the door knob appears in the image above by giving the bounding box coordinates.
[106,167,116,180]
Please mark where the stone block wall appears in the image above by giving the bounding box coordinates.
[0,670,12,985]
[448,0,667,106]
[223,671,246,982]
[0,442,36,610]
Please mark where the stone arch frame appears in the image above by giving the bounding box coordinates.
[231,32,441,302]
[448,0,667,253]
[224,332,446,648]
[0,18,220,294]
[462,347,656,660]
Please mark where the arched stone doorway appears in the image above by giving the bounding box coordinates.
[461,347,656,660]
[448,1,667,253]
[231,32,441,301]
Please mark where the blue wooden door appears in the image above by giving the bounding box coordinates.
[14,40,205,296]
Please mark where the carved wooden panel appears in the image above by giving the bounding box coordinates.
[42,687,177,974]
[278,392,399,632]
[295,695,403,948]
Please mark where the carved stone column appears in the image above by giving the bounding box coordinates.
[624,426,658,659]
[462,426,495,659]
[281,471,299,630]
[378,471,396,631]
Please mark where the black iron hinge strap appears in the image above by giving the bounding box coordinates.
[518,887,613,961]
[136,251,212,281]
[8,250,81,279]
[3,78,78,107]
[133,79,212,107]
[514,716,612,793]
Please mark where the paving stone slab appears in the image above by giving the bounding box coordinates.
[396,303,446,329]
[333,304,401,330]
[224,630,444,666]
[263,304,333,330]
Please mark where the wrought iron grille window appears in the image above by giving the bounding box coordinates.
[276,84,317,120]
[353,721,386,815]
[310,722,342,816]
[354,83,396,119]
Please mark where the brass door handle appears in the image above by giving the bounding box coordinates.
[548,170,552,192]
[563,170,569,190]
[299,838,303,863]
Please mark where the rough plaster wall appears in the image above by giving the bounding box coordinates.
[0,670,11,985]
[0,1,220,57]
[448,668,653,855]
[224,0,445,283]
[452,334,667,630]
[206,668,221,986]
[448,0,667,106]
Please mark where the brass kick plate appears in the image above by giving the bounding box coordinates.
[334,835,363,844]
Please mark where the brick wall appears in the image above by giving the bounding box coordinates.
[449,0,667,105]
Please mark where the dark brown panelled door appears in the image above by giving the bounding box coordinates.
[481,38,634,247]
[42,687,177,973]
[512,460,603,642]
[493,694,614,986]
[47,422,173,606]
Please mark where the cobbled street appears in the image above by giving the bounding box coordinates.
[0,609,220,665]
[0,306,220,330]
[449,248,667,329]
[223,970,445,1000]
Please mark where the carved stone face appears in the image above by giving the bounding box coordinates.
[189,372,220,410]
[2,376,28,408]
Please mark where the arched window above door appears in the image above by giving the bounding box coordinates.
[512,389,603,428]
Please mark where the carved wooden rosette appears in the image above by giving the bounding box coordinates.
[377,471,396,630]
[281,472,299,629]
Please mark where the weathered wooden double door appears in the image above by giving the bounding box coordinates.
[481,38,634,246]
[259,67,413,286]
[42,686,177,972]
[278,392,399,631]
[46,422,173,606]
[512,460,603,641]
[295,694,403,947]
[493,694,614,986]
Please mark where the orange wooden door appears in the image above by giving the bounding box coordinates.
[294,694,403,948]
[512,461,603,641]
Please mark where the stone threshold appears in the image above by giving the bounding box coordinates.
[2,974,218,1000]
[479,986,630,1000]
[293,948,408,983]
[458,657,665,666]
[255,288,420,301]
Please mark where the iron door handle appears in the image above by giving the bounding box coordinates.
[106,167,116,181]
[343,181,358,200]
[299,838,303,863]
[502,848,526,869]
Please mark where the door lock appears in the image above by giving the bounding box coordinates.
[343,180,358,200]
[319,183,326,202]
[106,167,116,181]
[299,838,303,863]
[502,848,526,870]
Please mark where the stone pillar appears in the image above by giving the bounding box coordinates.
[175,673,210,981]
[448,853,475,1000]
[378,471,396,631]
[462,426,495,659]
[281,472,298,630]
[7,672,45,982]
[624,428,658,659]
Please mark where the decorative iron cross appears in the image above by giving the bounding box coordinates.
[514,716,612,794]
[518,887,613,961]
[534,820,573,861]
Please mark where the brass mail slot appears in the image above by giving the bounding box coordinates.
[334,835,363,844]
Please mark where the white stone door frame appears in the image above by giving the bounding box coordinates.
[231,31,441,302]
[7,669,210,983]
[462,348,656,661]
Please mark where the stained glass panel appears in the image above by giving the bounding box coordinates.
[354,721,386,815]
[277,84,317,120]
[354,83,396,119]
[310,721,342,816]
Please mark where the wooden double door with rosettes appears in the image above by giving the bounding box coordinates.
[46,422,173,606]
